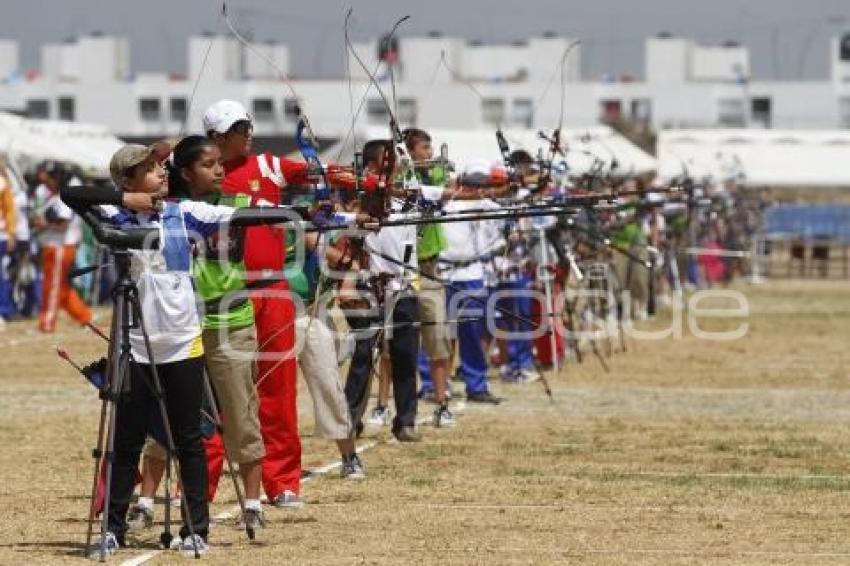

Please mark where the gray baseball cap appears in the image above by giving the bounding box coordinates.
[109,144,156,186]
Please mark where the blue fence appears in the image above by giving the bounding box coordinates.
[762,205,850,242]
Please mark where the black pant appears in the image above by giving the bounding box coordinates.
[344,295,419,432]
[108,357,209,543]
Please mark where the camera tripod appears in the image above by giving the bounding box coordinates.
[83,249,203,560]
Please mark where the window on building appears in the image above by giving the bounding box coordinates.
[58,97,75,121]
[283,98,299,121]
[841,33,850,62]
[630,98,652,123]
[482,98,505,127]
[511,98,533,128]
[139,98,161,122]
[750,97,771,128]
[25,99,49,119]
[252,98,274,122]
[600,99,622,124]
[170,97,187,122]
[367,99,389,124]
[840,97,850,128]
[397,98,417,126]
[718,98,746,127]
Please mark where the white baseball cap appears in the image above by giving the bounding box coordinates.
[460,159,491,187]
[202,100,251,134]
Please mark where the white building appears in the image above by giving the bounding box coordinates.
[0,31,849,142]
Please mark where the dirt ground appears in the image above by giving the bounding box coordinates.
[1,279,850,565]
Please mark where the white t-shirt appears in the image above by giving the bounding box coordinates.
[12,188,29,242]
[38,177,83,247]
[439,199,504,282]
[365,209,419,294]
[39,193,81,247]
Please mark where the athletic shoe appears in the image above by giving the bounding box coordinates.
[393,426,422,442]
[180,534,209,557]
[467,391,502,405]
[341,453,366,480]
[433,405,456,428]
[271,490,304,508]
[88,531,121,558]
[240,507,265,530]
[418,388,435,402]
[500,365,519,383]
[367,406,392,426]
[518,367,541,384]
[126,503,154,531]
[0,316,6,332]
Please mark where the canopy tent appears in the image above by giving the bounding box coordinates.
[321,126,657,177]
[657,129,850,188]
[0,111,123,176]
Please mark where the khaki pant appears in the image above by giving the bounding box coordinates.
[612,249,647,318]
[295,313,352,440]
[418,258,450,361]
[144,324,265,464]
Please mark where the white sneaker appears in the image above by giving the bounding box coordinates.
[271,489,304,508]
[240,507,265,530]
[341,453,367,480]
[500,365,518,383]
[0,316,6,332]
[87,531,120,558]
[126,503,154,531]
[367,406,391,427]
[433,405,456,428]
[518,368,541,384]
[180,534,209,557]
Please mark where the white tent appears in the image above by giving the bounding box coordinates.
[0,112,123,176]
[323,126,657,177]
[657,129,850,187]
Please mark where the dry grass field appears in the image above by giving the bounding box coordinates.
[1,279,850,564]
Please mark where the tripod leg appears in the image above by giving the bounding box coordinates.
[564,298,583,364]
[84,281,122,557]
[83,391,109,557]
[93,288,134,561]
[587,277,611,373]
[130,294,202,559]
[159,453,173,549]
[201,372,254,540]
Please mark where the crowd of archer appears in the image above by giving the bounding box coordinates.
[18,95,762,557]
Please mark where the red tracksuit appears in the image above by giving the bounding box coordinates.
[207,153,358,500]
[216,153,302,500]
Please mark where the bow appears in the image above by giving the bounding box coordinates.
[222,2,340,219]
[344,9,415,221]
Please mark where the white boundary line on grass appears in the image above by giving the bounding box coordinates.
[210,440,380,522]
[118,421,426,566]
[567,471,850,481]
[117,551,161,566]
